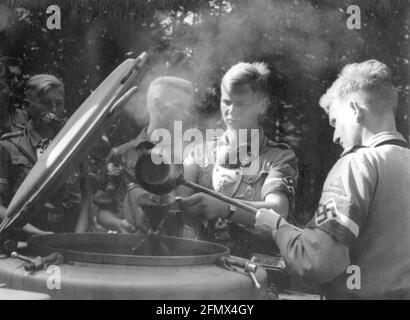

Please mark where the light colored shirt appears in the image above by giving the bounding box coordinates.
[276,131,410,299]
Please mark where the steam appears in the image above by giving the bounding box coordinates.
[196,0,361,74]
[0,1,365,145]
[125,0,363,134]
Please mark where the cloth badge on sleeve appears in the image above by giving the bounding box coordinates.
[315,197,359,237]
[323,176,347,197]
[283,176,295,198]
[212,164,242,197]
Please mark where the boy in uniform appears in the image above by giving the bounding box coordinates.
[255,60,410,299]
[180,62,298,258]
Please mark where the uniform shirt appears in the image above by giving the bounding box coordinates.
[275,131,410,299]
[93,128,181,235]
[185,129,297,203]
[0,110,83,233]
[93,127,153,220]
[0,110,44,207]
[184,128,298,256]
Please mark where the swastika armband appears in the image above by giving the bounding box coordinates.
[307,196,362,248]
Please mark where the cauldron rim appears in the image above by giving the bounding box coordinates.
[27,233,230,266]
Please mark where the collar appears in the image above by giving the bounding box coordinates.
[340,131,408,158]
[364,131,407,148]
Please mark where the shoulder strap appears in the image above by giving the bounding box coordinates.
[374,139,409,149]
[0,130,24,140]
[2,138,37,165]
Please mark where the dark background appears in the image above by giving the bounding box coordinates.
[0,0,409,224]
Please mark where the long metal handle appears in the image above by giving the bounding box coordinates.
[180,177,258,215]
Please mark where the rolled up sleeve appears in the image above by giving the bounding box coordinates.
[261,149,298,201]
[275,224,351,284]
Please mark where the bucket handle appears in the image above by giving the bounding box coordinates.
[218,256,261,289]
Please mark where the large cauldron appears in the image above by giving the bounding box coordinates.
[0,233,268,299]
[0,57,268,300]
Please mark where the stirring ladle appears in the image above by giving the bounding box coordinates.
[134,149,258,215]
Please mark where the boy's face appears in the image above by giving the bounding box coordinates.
[30,87,65,117]
[3,63,23,107]
[328,97,362,150]
[148,85,193,127]
[29,87,65,130]
[220,84,265,131]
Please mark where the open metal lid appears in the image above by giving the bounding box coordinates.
[0,52,149,236]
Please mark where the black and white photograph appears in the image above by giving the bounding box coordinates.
[0,0,409,305]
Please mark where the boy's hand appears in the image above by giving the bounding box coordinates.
[180,193,227,221]
[107,162,122,176]
[116,219,136,233]
[254,208,285,235]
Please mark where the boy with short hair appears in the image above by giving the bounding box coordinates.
[180,62,298,258]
